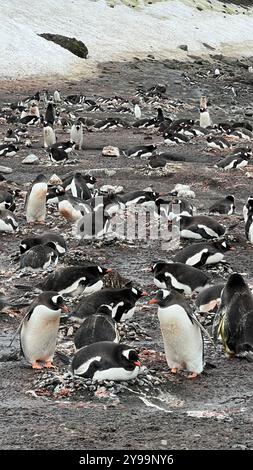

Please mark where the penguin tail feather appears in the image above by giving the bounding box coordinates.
[55,350,71,365]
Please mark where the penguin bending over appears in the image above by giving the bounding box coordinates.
[213,273,253,361]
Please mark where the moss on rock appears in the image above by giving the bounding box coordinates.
[38,33,88,58]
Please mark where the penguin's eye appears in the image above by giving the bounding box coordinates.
[52,295,62,305]
[98,266,103,273]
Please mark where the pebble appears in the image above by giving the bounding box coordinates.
[0,165,12,174]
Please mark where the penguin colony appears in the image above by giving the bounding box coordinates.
[0,83,253,387]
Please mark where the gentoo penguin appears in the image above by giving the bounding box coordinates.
[20,232,66,256]
[29,102,40,118]
[149,289,204,378]
[206,135,231,150]
[148,152,185,168]
[209,195,235,215]
[174,240,233,267]
[195,283,224,313]
[73,208,111,240]
[118,190,158,207]
[63,172,91,200]
[151,261,208,294]
[43,122,56,149]
[70,122,83,150]
[245,198,253,244]
[93,117,124,131]
[167,198,194,220]
[49,147,68,164]
[45,102,55,126]
[74,305,119,350]
[0,144,18,157]
[50,141,75,154]
[41,265,111,297]
[243,196,253,223]
[200,107,212,128]
[20,291,68,369]
[72,341,141,381]
[46,185,66,205]
[168,118,194,132]
[4,129,19,143]
[20,245,58,270]
[123,144,157,158]
[62,173,96,192]
[58,193,90,222]
[226,128,252,140]
[0,209,18,232]
[178,215,226,240]
[71,286,147,324]
[134,104,141,119]
[164,131,189,145]
[0,190,15,211]
[53,90,61,103]
[213,273,253,361]
[215,153,250,170]
[25,174,48,224]
[20,115,39,125]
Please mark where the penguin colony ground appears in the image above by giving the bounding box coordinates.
[0,57,253,449]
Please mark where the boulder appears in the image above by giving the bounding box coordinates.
[38,33,88,59]
[22,154,39,164]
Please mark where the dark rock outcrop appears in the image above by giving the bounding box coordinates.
[38,33,88,58]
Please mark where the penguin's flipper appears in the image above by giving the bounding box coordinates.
[191,312,217,349]
[212,308,225,345]
[9,320,24,347]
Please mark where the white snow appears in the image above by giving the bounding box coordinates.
[1,0,253,79]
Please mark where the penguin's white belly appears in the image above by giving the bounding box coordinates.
[248,223,253,244]
[0,219,14,232]
[200,112,212,128]
[93,366,139,382]
[206,252,223,264]
[158,306,203,374]
[58,200,82,222]
[121,306,135,321]
[21,312,60,364]
[82,280,103,296]
[26,184,47,222]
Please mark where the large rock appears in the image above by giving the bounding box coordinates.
[0,165,12,174]
[39,33,88,59]
[22,154,39,165]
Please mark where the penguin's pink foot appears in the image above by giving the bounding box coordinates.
[187,372,198,379]
[31,362,42,370]
[171,368,178,374]
[44,361,55,369]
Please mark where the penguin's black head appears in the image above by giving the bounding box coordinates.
[47,293,69,312]
[20,236,40,254]
[149,289,172,306]
[84,175,97,185]
[119,345,141,370]
[226,195,235,203]
[129,286,147,299]
[98,266,112,276]
[33,174,47,184]
[225,273,247,293]
[214,240,234,252]
[151,261,167,273]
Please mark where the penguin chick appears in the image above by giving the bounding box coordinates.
[149,289,204,378]
[72,341,141,381]
[20,291,68,369]
[213,273,253,361]
[25,174,48,223]
[20,244,58,270]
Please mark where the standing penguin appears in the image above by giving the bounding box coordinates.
[244,197,253,243]
[149,289,204,378]
[45,102,55,126]
[70,121,83,150]
[213,273,253,361]
[134,104,141,119]
[199,96,212,128]
[43,122,56,149]
[20,291,69,369]
[25,174,48,224]
[53,90,61,103]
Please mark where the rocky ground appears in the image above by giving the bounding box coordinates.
[0,55,253,450]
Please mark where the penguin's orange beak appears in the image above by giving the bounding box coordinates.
[134,361,141,367]
[149,299,158,304]
[229,246,236,251]
[141,291,148,296]
[106,268,113,272]
[60,305,69,313]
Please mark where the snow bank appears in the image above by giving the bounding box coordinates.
[1,0,253,79]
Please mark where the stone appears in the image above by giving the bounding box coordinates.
[22,154,39,164]
[38,33,88,59]
[178,44,188,52]
[48,174,63,185]
[102,146,120,157]
[0,165,12,174]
